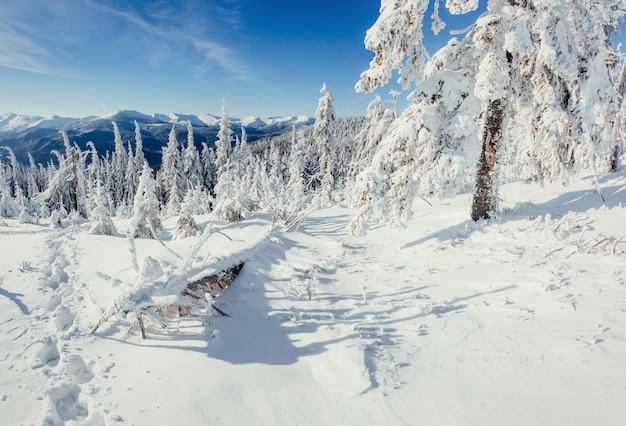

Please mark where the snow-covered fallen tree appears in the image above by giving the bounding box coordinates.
[91,224,270,338]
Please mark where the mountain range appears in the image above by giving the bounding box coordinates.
[0,110,314,166]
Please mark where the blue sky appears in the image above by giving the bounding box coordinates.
[0,1,622,119]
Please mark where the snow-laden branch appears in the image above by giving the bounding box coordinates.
[92,224,271,337]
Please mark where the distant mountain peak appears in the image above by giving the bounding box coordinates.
[0,110,315,165]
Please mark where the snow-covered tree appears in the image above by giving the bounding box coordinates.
[355,0,480,94]
[200,142,218,198]
[41,133,88,218]
[0,161,17,218]
[133,120,146,172]
[89,180,117,236]
[215,99,233,178]
[175,190,201,239]
[285,126,308,216]
[120,140,137,216]
[213,161,247,222]
[111,121,129,208]
[266,141,287,220]
[313,83,337,206]
[131,162,162,239]
[351,0,625,230]
[183,120,202,191]
[159,125,185,216]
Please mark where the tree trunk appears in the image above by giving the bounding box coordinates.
[471,99,505,221]
[610,110,620,173]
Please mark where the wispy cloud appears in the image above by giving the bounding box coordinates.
[0,2,83,76]
[0,0,251,79]
[192,39,252,80]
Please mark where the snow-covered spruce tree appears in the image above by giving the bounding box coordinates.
[351,0,624,230]
[119,140,137,217]
[213,159,247,222]
[313,83,337,206]
[111,121,129,209]
[213,132,252,223]
[215,99,233,179]
[175,190,201,239]
[183,120,202,191]
[0,161,17,218]
[285,125,309,216]
[1,146,26,198]
[26,152,45,197]
[41,132,89,218]
[133,120,146,172]
[345,95,395,198]
[266,141,287,221]
[159,125,185,217]
[213,100,248,222]
[131,162,162,239]
[200,142,218,198]
[89,180,117,236]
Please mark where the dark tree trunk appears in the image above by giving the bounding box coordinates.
[471,99,505,221]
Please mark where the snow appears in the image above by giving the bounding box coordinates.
[0,113,44,133]
[1,169,626,425]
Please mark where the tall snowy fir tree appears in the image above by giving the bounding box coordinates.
[183,120,202,191]
[89,180,117,236]
[111,121,129,210]
[0,161,17,218]
[313,83,337,206]
[200,142,218,197]
[131,162,162,239]
[159,125,185,217]
[285,125,308,216]
[215,100,233,179]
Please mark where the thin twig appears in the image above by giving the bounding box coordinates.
[613,235,624,255]
[544,247,564,258]
[588,237,615,254]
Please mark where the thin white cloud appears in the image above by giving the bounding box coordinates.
[0,2,81,76]
[0,0,251,79]
[192,39,252,80]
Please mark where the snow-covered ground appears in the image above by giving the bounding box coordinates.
[1,169,625,425]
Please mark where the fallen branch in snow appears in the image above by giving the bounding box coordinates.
[91,224,270,338]
[285,207,315,232]
[577,229,587,252]
[588,236,615,254]
[544,247,564,258]
[91,261,245,337]
[613,235,624,255]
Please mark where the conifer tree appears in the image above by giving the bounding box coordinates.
[285,126,308,216]
[216,99,232,178]
[159,125,185,216]
[111,121,129,208]
[89,180,117,236]
[183,120,202,191]
[131,162,162,239]
[200,142,218,198]
[313,83,337,206]
[175,190,201,239]
[0,161,17,218]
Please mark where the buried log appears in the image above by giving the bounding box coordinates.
[91,262,245,337]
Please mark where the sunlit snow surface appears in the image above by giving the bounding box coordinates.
[1,170,625,425]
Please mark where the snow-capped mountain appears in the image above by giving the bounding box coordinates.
[0,111,314,165]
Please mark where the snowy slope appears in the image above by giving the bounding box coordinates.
[0,169,625,425]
